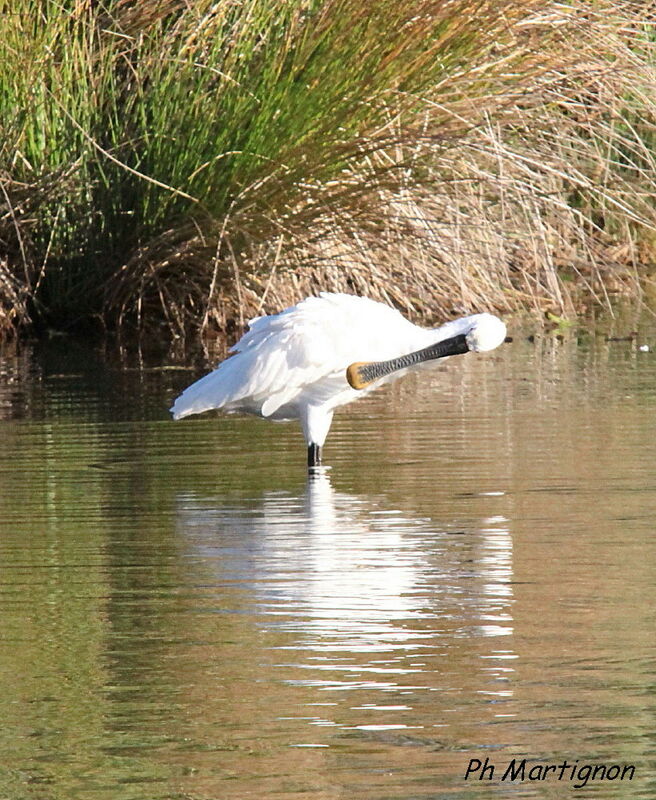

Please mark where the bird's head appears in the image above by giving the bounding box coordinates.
[346,312,507,391]
[463,313,507,353]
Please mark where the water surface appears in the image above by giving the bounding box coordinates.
[1,322,655,799]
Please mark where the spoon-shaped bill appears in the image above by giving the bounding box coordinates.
[347,333,470,390]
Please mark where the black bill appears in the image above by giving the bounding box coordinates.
[346,333,469,390]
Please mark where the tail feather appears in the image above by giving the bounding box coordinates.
[170,368,227,420]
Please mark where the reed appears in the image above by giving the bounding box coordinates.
[1,0,655,341]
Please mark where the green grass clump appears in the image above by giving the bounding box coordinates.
[1,0,656,341]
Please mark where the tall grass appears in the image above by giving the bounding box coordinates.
[1,0,656,341]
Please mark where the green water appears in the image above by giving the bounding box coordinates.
[1,322,655,799]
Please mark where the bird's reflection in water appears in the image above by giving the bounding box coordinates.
[262,470,430,645]
[176,472,515,667]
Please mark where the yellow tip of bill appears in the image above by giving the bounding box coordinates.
[346,362,371,390]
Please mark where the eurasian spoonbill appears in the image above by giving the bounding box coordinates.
[170,292,506,469]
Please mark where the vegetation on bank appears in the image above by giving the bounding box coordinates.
[1,0,656,343]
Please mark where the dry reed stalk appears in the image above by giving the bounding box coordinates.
[2,0,656,343]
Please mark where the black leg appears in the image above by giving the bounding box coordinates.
[307,443,321,469]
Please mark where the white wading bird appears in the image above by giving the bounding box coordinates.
[170,292,507,469]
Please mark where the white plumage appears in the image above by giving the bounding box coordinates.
[171,292,506,468]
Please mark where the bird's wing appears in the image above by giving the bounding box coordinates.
[171,294,377,419]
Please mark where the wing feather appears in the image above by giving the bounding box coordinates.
[170,293,423,420]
